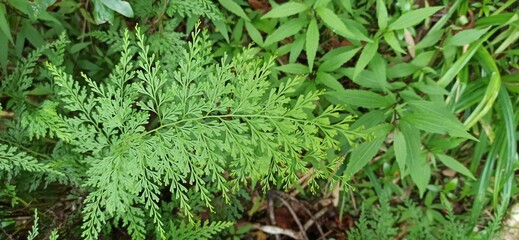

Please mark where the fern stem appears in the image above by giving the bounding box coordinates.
[143,113,341,137]
[0,138,51,160]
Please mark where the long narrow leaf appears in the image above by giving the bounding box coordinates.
[262,2,308,19]
[463,47,501,128]
[264,19,307,46]
[388,7,443,30]
[306,18,319,71]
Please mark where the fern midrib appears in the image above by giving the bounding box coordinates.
[0,137,51,160]
[143,113,323,137]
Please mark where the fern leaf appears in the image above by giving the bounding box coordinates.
[165,220,233,240]
[0,143,58,180]
[47,26,359,238]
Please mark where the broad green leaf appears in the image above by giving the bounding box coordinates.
[429,0,460,32]
[275,63,309,74]
[218,0,250,21]
[28,0,57,20]
[70,42,92,54]
[410,51,435,67]
[415,30,443,49]
[353,39,378,80]
[339,68,389,90]
[289,34,305,63]
[245,21,263,46]
[314,0,332,8]
[213,20,230,43]
[305,18,319,71]
[350,110,386,129]
[427,136,465,151]
[100,0,133,17]
[7,0,29,14]
[369,53,388,91]
[437,28,498,87]
[345,124,391,175]
[444,27,490,46]
[338,89,394,108]
[406,100,474,136]
[401,109,475,140]
[388,7,443,30]
[338,0,352,13]
[264,19,307,46]
[323,91,348,105]
[436,154,476,180]
[383,31,406,54]
[21,22,45,48]
[411,82,449,95]
[319,47,360,72]
[376,0,388,30]
[21,0,59,23]
[316,72,343,90]
[475,13,518,27]
[345,136,385,175]
[0,4,13,43]
[400,122,430,197]
[232,19,245,42]
[387,63,419,78]
[93,0,114,24]
[393,129,407,176]
[315,7,370,42]
[261,2,308,19]
[0,31,7,71]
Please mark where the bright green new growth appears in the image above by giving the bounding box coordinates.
[46,27,358,239]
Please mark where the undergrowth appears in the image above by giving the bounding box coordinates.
[0,0,517,239]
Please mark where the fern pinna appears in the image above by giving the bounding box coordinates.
[45,27,359,239]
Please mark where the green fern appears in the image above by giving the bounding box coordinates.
[164,220,233,240]
[166,0,224,21]
[46,25,358,239]
[347,194,398,240]
[131,0,223,21]
[20,100,71,141]
[0,143,59,181]
[27,209,39,240]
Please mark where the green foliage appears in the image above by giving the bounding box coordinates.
[0,143,57,181]
[43,24,357,238]
[1,0,517,239]
[27,209,39,240]
[0,33,68,182]
[347,195,503,240]
[164,220,234,240]
[167,0,223,21]
[233,0,517,221]
[347,194,398,239]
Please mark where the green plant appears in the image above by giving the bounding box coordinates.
[1,0,518,239]
[41,25,360,238]
[216,0,518,236]
[347,193,503,240]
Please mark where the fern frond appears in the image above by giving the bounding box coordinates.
[1,45,49,111]
[167,0,224,21]
[80,30,123,46]
[27,209,39,240]
[165,220,233,240]
[20,101,71,141]
[0,143,58,180]
[47,26,359,239]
